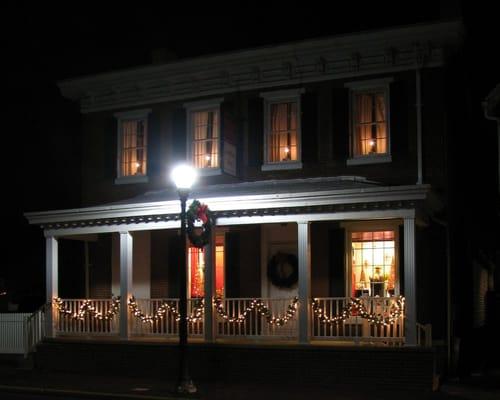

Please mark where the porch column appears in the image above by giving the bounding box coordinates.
[404,217,417,345]
[119,231,133,339]
[45,236,58,338]
[297,222,311,344]
[203,231,215,342]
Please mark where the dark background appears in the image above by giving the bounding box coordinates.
[2,2,498,309]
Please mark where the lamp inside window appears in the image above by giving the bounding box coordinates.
[351,230,395,297]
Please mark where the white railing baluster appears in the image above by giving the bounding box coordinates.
[311,296,405,345]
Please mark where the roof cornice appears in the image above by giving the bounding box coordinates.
[58,21,463,113]
[25,184,429,230]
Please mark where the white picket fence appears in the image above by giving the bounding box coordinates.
[0,313,30,354]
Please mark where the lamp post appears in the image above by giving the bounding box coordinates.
[171,164,197,394]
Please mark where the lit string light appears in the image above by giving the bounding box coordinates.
[214,297,299,327]
[53,297,120,321]
[128,296,204,324]
[312,296,404,327]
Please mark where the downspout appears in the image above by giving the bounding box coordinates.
[416,67,423,185]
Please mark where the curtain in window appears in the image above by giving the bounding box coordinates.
[269,102,297,162]
[193,110,219,168]
[121,119,146,176]
[354,92,387,156]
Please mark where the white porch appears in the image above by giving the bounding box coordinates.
[26,178,430,348]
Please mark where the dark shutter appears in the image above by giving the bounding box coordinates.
[399,225,405,295]
[238,227,261,297]
[301,91,318,163]
[171,107,187,163]
[221,100,238,176]
[151,230,169,298]
[225,231,240,297]
[167,234,183,298]
[59,239,85,298]
[247,97,264,167]
[389,80,409,160]
[89,234,112,299]
[329,228,345,297]
[331,87,349,160]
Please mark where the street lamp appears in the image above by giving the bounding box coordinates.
[170,164,197,394]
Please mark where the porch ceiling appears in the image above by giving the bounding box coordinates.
[25,176,429,231]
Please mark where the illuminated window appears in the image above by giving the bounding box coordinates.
[188,240,225,298]
[268,102,298,162]
[191,109,219,169]
[114,109,151,183]
[351,230,396,297]
[352,90,388,156]
[185,98,223,174]
[261,89,304,171]
[345,79,392,165]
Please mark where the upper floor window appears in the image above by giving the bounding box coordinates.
[345,79,392,165]
[114,109,151,184]
[261,89,304,171]
[185,98,223,175]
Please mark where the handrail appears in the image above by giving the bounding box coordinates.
[24,303,47,357]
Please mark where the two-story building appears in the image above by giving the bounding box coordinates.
[25,20,464,388]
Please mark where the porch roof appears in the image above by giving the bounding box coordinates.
[25,176,430,231]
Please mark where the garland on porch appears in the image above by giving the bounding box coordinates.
[127,297,204,324]
[311,296,405,327]
[213,297,299,327]
[186,200,213,248]
[53,297,120,321]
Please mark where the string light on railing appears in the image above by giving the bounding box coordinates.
[213,297,299,327]
[311,296,404,327]
[53,297,120,321]
[127,297,204,324]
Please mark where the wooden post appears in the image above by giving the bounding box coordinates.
[297,222,311,344]
[203,229,215,342]
[119,232,133,339]
[45,236,58,338]
[404,217,417,345]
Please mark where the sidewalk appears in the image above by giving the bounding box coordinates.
[1,359,499,400]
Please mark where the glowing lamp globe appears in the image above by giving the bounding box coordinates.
[171,165,197,189]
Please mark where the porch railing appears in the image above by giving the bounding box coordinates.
[312,297,405,344]
[55,299,119,336]
[24,304,46,355]
[50,296,405,344]
[130,298,204,337]
[214,297,298,339]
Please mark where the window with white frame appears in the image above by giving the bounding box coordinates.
[114,109,151,183]
[346,79,392,165]
[185,99,222,174]
[261,89,304,170]
[345,222,399,298]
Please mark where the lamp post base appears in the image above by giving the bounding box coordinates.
[176,379,197,394]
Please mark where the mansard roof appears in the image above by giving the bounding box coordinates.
[58,20,463,113]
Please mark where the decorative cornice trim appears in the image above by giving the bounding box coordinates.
[25,184,429,231]
[57,21,463,114]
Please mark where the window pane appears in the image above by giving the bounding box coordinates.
[120,119,147,177]
[192,110,219,168]
[351,230,395,297]
[268,101,298,162]
[353,91,388,156]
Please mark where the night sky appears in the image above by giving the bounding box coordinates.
[3,3,498,308]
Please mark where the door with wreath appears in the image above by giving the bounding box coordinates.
[262,239,298,338]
